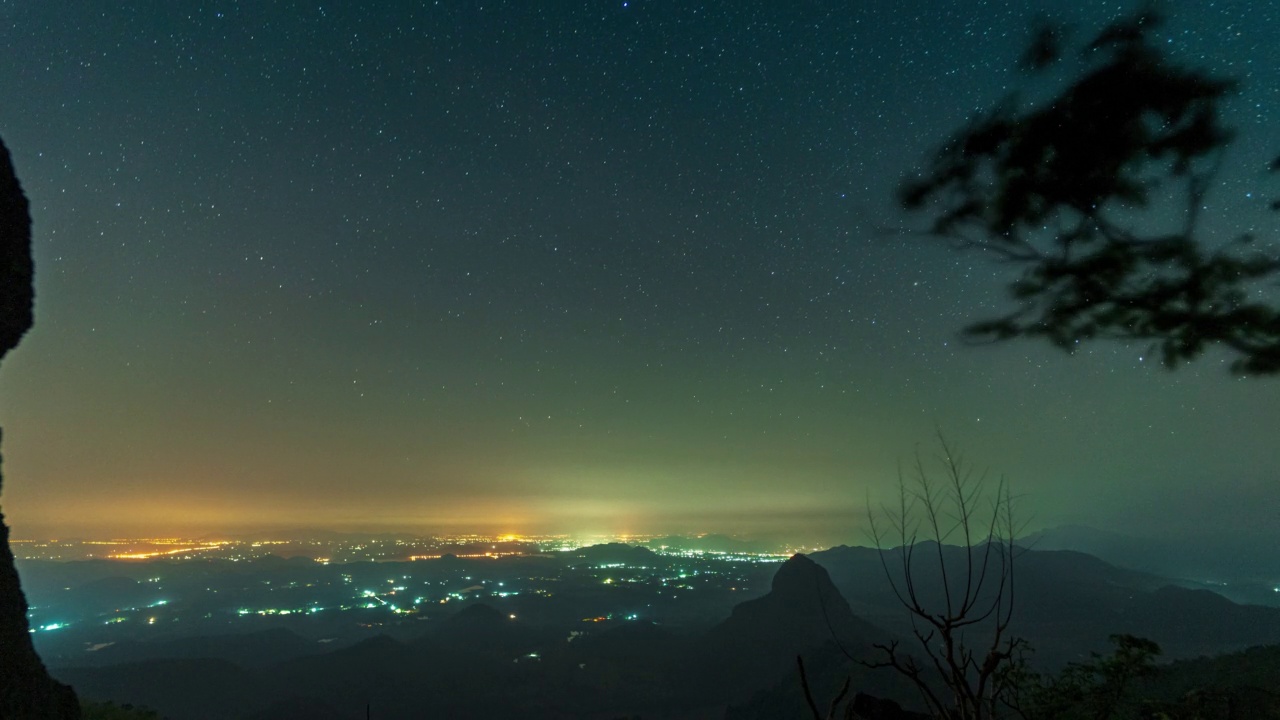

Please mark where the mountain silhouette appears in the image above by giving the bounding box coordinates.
[1117,585,1280,658]
[1023,524,1280,601]
[717,553,890,650]
[56,657,267,720]
[811,543,1280,668]
[430,601,549,658]
[264,633,519,719]
[700,554,891,701]
[80,627,323,669]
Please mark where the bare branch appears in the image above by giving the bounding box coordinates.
[868,435,1023,720]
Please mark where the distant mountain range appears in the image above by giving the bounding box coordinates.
[812,541,1280,667]
[1020,524,1280,606]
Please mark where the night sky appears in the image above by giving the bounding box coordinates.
[0,1,1277,545]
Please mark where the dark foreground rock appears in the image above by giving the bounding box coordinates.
[0,135,81,719]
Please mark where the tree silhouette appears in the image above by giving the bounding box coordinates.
[1004,634,1161,720]
[900,10,1280,375]
[864,436,1023,720]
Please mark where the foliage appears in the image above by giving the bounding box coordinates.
[900,10,1280,374]
[1136,643,1280,720]
[1142,687,1280,720]
[1150,643,1280,697]
[1006,635,1280,719]
[864,435,1022,720]
[1008,634,1161,720]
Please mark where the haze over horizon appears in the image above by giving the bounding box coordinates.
[1,1,1278,545]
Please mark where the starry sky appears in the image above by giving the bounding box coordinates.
[0,0,1277,545]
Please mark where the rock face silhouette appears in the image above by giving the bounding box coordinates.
[0,136,81,718]
[714,553,886,652]
[702,554,889,698]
